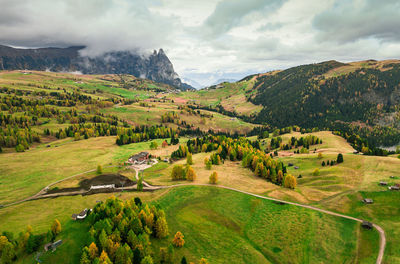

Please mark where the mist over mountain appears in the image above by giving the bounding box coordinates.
[0,45,193,90]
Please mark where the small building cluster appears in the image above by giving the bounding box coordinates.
[127,152,150,165]
[71,208,91,221]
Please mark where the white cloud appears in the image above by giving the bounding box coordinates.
[0,0,399,87]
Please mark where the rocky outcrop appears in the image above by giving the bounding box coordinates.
[0,45,193,90]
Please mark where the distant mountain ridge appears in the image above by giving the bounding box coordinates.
[0,45,193,90]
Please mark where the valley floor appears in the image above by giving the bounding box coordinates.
[1,130,398,263]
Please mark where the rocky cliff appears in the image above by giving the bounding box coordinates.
[0,45,192,90]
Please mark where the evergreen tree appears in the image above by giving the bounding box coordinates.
[284,174,297,189]
[154,217,169,238]
[172,231,185,248]
[209,171,218,184]
[181,256,188,264]
[186,166,196,181]
[186,152,193,165]
[337,153,344,163]
[137,176,144,191]
[96,165,102,175]
[51,219,62,238]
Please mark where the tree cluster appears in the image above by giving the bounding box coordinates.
[80,196,169,264]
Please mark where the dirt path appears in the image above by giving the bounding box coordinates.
[1,165,122,208]
[0,166,386,264]
[155,183,386,264]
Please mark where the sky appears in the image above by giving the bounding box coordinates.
[0,0,400,88]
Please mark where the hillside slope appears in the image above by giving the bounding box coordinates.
[251,60,400,128]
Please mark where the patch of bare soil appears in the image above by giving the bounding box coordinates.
[47,174,135,194]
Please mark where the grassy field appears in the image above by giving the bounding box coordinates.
[1,69,398,263]
[151,186,376,264]
[0,136,169,205]
[144,152,275,195]
[7,186,378,264]
[166,80,262,116]
[102,100,257,133]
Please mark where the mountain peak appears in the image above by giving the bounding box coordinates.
[0,45,193,90]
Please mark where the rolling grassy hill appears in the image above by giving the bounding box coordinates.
[1,68,400,263]
[2,186,378,264]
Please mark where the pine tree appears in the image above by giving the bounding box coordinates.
[141,256,154,264]
[137,176,143,191]
[88,242,99,259]
[181,256,188,264]
[171,165,185,180]
[283,174,297,189]
[206,160,212,170]
[172,231,185,247]
[186,166,196,181]
[155,217,169,238]
[199,258,208,264]
[209,171,218,184]
[337,153,344,163]
[99,250,112,264]
[51,219,62,237]
[186,152,193,165]
[96,165,102,175]
[277,170,283,184]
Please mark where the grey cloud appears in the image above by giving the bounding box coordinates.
[200,0,286,39]
[313,0,400,43]
[0,0,175,56]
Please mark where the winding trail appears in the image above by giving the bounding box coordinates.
[0,165,386,264]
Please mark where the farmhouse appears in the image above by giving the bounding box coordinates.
[362,198,374,204]
[44,240,62,251]
[71,208,91,220]
[89,184,115,191]
[389,186,400,191]
[128,152,150,165]
[379,181,388,186]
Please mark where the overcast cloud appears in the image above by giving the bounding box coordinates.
[0,0,399,87]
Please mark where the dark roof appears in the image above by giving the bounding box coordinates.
[362,221,373,229]
[130,152,149,160]
[53,240,62,247]
[78,209,88,217]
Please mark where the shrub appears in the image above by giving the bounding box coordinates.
[312,168,320,176]
[15,144,25,152]
[96,165,102,175]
